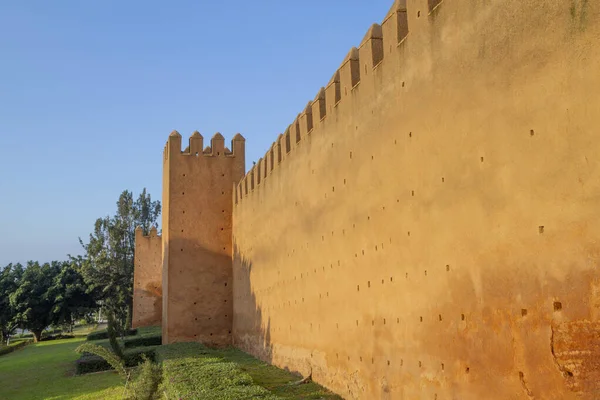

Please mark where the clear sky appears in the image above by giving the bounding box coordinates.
[0,0,393,266]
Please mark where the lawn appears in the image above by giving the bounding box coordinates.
[0,325,342,400]
[0,336,123,400]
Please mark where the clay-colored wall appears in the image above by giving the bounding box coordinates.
[232,0,600,399]
[161,131,245,345]
[132,227,162,329]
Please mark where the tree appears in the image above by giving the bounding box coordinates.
[0,263,24,344]
[9,261,61,342]
[79,189,160,331]
[49,260,96,333]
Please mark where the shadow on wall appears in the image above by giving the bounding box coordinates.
[231,243,277,368]
[163,237,242,347]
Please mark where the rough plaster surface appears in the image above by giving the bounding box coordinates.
[161,132,245,345]
[231,0,600,399]
[132,227,162,329]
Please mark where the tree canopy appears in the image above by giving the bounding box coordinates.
[78,189,161,331]
[0,187,160,343]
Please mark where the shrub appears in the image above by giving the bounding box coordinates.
[156,342,279,400]
[75,342,127,378]
[75,346,157,375]
[127,355,162,400]
[0,340,31,357]
[124,335,162,348]
[40,334,75,342]
[106,311,124,360]
[87,328,137,341]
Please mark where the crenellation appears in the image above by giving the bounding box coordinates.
[189,131,204,155]
[284,127,292,154]
[301,102,313,135]
[210,132,226,155]
[268,144,275,175]
[359,24,384,73]
[167,130,182,158]
[325,71,341,114]
[290,117,301,147]
[256,158,263,185]
[277,135,284,164]
[382,0,408,54]
[312,87,327,122]
[231,133,246,159]
[339,47,360,98]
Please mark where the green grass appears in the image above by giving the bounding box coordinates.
[0,336,124,400]
[0,324,341,400]
[219,348,341,399]
[157,342,341,400]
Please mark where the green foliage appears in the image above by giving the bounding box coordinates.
[78,189,161,331]
[48,259,96,333]
[87,327,137,341]
[106,310,124,360]
[123,334,162,348]
[0,336,123,399]
[75,342,127,379]
[156,343,342,400]
[75,346,157,375]
[9,261,61,342]
[157,343,280,400]
[0,264,23,344]
[126,355,162,400]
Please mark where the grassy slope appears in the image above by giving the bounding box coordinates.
[0,333,123,400]
[157,342,342,400]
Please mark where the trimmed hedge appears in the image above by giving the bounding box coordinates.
[40,334,75,342]
[156,342,280,400]
[123,335,162,348]
[86,328,137,341]
[0,340,31,357]
[75,346,157,375]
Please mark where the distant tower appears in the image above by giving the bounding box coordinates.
[161,130,245,345]
[132,226,162,329]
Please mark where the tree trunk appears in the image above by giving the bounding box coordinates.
[32,330,43,343]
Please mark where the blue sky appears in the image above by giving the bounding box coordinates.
[0,0,392,266]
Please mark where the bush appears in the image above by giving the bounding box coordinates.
[40,334,75,342]
[87,328,137,341]
[127,355,162,400]
[75,342,127,379]
[75,346,157,375]
[0,340,31,357]
[106,311,124,360]
[124,335,162,348]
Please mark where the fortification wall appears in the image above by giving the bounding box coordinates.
[132,227,162,329]
[161,131,245,345]
[232,0,600,399]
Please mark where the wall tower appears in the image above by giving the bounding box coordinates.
[161,130,245,345]
[132,226,162,329]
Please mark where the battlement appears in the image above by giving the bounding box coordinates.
[135,225,161,240]
[234,0,419,205]
[163,130,245,161]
